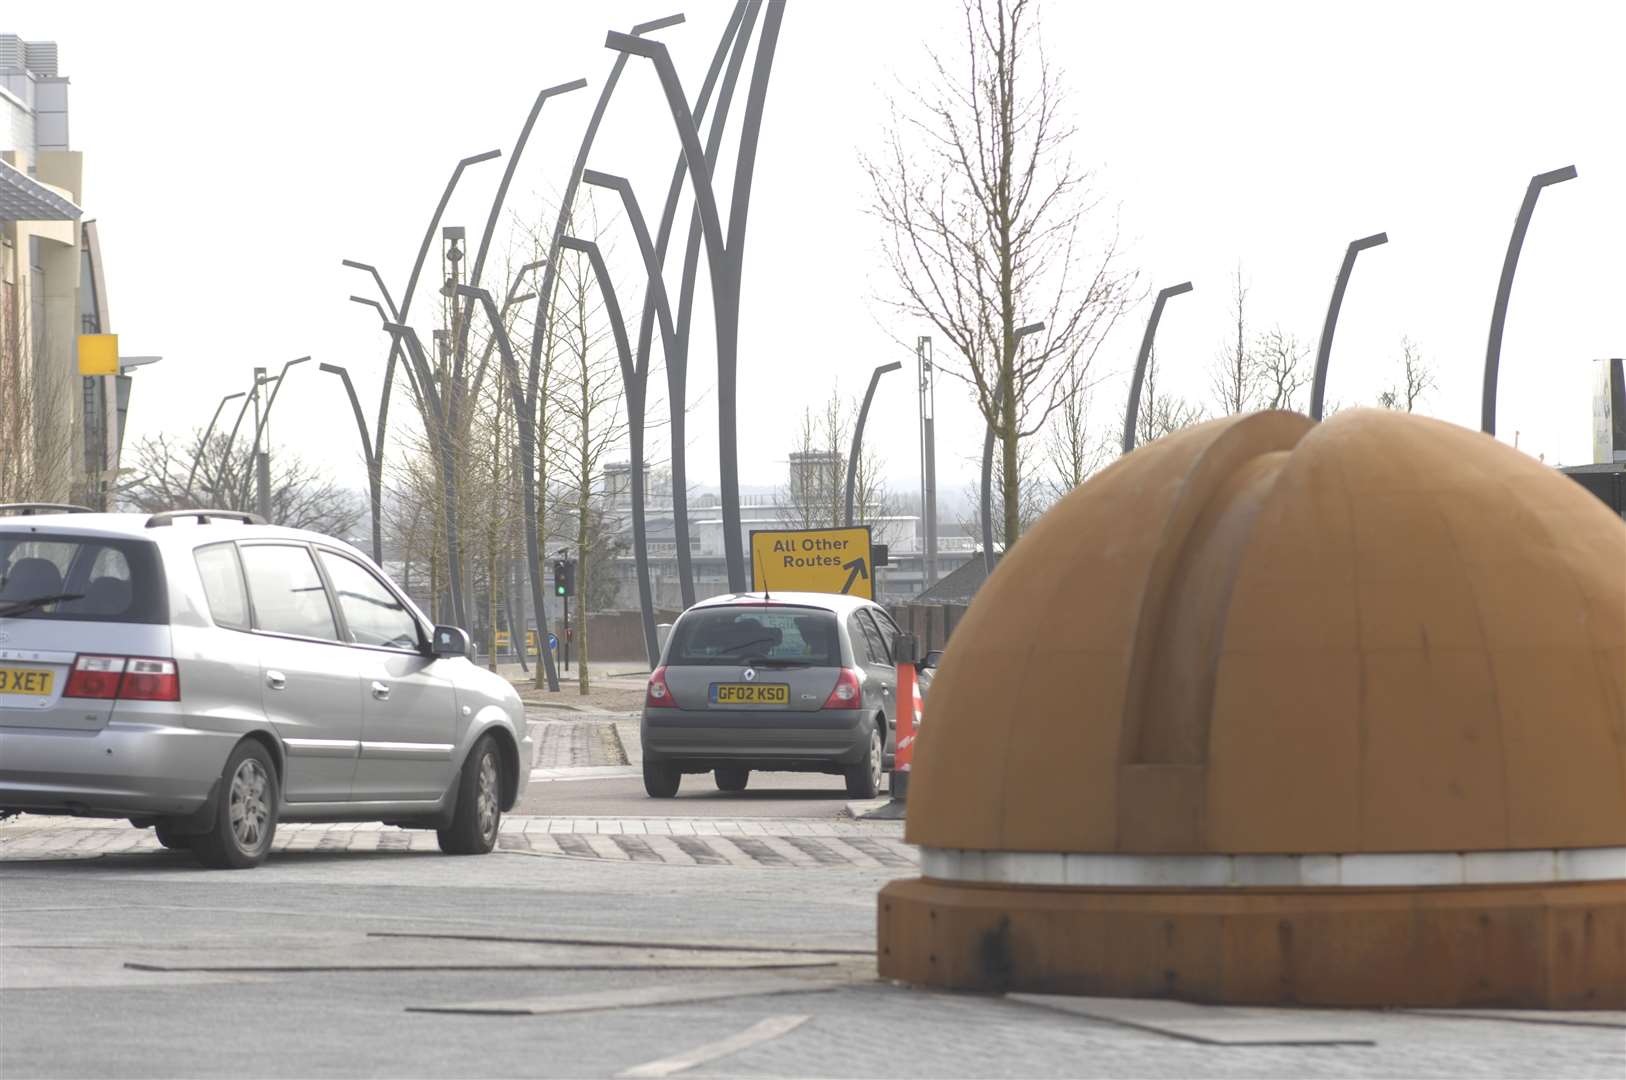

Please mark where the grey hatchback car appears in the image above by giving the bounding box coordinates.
[0,506,531,868]
[640,592,930,799]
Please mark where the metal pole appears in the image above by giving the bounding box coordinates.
[251,367,268,520]
[918,337,938,589]
[247,356,309,521]
[550,242,660,667]
[317,363,381,563]
[383,322,468,633]
[1482,165,1577,437]
[188,391,243,496]
[845,362,902,526]
[627,2,755,609]
[455,285,562,691]
[1122,282,1193,455]
[1309,234,1388,421]
[983,322,1044,574]
[610,2,786,593]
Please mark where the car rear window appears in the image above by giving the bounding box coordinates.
[666,606,839,666]
[0,531,167,624]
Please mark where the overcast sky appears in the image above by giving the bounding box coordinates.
[31,0,1626,503]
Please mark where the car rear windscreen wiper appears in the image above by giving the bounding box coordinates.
[0,592,84,617]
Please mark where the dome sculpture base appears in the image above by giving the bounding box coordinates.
[878,877,1626,1008]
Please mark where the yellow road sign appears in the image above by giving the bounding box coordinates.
[78,334,119,376]
[750,526,874,599]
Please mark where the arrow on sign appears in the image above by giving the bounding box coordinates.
[840,557,869,595]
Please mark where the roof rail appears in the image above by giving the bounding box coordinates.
[145,509,266,528]
[0,503,96,517]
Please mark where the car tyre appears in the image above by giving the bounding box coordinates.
[714,766,749,793]
[845,723,884,798]
[191,740,278,870]
[153,821,190,850]
[438,734,503,855]
[644,760,681,799]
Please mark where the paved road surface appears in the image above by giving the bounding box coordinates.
[5,813,1618,1079]
[518,772,871,819]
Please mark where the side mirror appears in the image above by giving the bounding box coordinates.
[431,625,471,659]
[920,650,943,671]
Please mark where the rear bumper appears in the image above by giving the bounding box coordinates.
[641,707,872,769]
[0,721,237,817]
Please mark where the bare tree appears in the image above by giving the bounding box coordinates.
[1208,266,1257,415]
[552,220,627,695]
[124,431,363,537]
[1377,336,1437,413]
[1255,325,1309,411]
[866,0,1138,551]
[1137,347,1205,445]
[1,314,80,505]
[1043,352,1108,499]
[777,387,892,529]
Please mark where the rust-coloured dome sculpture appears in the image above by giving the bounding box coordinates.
[879,409,1625,1008]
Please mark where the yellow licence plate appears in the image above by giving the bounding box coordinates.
[711,683,789,705]
[0,667,54,696]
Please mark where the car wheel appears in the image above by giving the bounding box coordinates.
[153,821,190,850]
[644,760,681,799]
[439,734,503,855]
[845,723,883,798]
[191,740,278,869]
[714,766,749,793]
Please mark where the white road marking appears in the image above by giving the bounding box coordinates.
[617,1014,811,1078]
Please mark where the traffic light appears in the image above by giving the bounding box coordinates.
[552,559,575,598]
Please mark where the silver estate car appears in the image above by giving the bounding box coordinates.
[640,592,932,799]
[0,506,531,869]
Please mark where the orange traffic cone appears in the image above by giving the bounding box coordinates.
[892,658,923,800]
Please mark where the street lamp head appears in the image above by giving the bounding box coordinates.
[1163,281,1195,298]
[879,361,904,375]
[318,362,346,376]
[1535,164,1579,188]
[1352,232,1389,251]
[341,259,377,273]
[632,12,685,34]
[1015,321,1046,340]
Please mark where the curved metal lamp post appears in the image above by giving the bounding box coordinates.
[1309,233,1388,421]
[556,238,661,666]
[983,321,1045,575]
[627,2,757,608]
[188,390,244,495]
[1482,165,1578,437]
[1122,282,1193,455]
[609,2,786,592]
[845,361,902,526]
[316,362,383,564]
[458,284,567,686]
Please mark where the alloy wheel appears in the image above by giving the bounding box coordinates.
[229,758,270,851]
[476,751,500,845]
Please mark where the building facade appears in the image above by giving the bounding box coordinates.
[1,36,123,506]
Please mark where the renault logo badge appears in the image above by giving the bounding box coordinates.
[743,668,756,682]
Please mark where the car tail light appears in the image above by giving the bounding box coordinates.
[646,666,678,708]
[64,655,125,699]
[823,668,862,709]
[63,655,180,702]
[120,658,181,702]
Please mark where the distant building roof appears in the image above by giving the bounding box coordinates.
[913,552,992,604]
[0,157,79,221]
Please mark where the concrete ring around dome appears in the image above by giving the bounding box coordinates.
[881,409,1626,1008]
